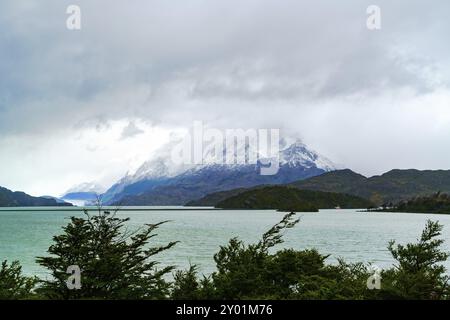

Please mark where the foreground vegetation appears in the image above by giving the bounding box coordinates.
[1,209,449,300]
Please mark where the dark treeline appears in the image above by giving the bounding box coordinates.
[380,192,450,214]
[1,209,449,300]
[215,186,374,212]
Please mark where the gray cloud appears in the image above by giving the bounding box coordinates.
[120,121,144,140]
[1,0,450,193]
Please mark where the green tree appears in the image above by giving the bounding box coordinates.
[172,212,379,300]
[171,265,215,300]
[36,209,177,299]
[210,212,300,299]
[380,220,449,299]
[171,214,450,300]
[0,260,37,300]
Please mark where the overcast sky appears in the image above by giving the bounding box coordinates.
[1,0,450,196]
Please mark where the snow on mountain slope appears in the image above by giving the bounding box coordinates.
[279,140,338,171]
[64,182,105,195]
[61,182,106,206]
[101,139,340,205]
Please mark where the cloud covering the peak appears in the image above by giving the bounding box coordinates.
[1,0,450,195]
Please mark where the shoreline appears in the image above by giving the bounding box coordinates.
[0,207,222,212]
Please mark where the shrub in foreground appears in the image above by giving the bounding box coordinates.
[36,209,177,299]
[377,220,449,299]
[0,260,37,300]
[171,217,450,300]
[2,209,449,300]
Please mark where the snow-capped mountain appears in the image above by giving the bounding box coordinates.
[64,182,105,195]
[62,182,106,206]
[101,139,340,205]
[279,140,337,171]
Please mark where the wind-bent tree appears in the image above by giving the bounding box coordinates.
[203,212,375,300]
[171,216,450,300]
[36,208,177,299]
[380,220,450,299]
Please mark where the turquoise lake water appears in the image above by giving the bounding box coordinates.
[1,207,450,278]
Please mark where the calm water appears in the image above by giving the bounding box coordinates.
[1,207,450,278]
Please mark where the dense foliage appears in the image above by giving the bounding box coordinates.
[172,213,375,299]
[380,220,449,299]
[0,260,37,300]
[170,216,450,300]
[1,210,449,300]
[36,208,177,299]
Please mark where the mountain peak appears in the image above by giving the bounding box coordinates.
[280,141,338,171]
[101,138,341,205]
[287,139,307,148]
[64,182,105,195]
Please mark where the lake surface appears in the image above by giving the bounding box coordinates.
[1,207,450,278]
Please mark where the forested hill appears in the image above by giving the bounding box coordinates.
[291,169,450,206]
[0,186,72,207]
[215,186,374,212]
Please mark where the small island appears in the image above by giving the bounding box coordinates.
[369,192,450,214]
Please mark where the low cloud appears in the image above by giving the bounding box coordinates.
[0,0,449,194]
[120,121,145,140]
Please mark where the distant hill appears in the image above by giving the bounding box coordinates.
[0,186,73,207]
[40,196,72,205]
[215,186,374,211]
[186,170,369,207]
[61,191,99,205]
[61,182,104,205]
[188,168,450,208]
[291,169,450,206]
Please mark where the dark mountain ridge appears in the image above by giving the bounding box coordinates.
[292,169,450,206]
[188,168,450,207]
[0,186,72,207]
